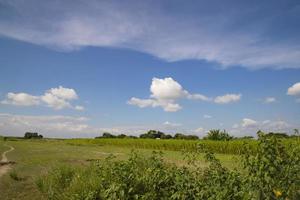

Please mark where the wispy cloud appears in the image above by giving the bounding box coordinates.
[0,1,300,69]
[263,97,276,104]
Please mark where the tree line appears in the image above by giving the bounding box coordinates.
[95,129,299,141]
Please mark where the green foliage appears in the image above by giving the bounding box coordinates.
[204,129,233,141]
[242,133,300,199]
[38,136,300,199]
[24,132,43,139]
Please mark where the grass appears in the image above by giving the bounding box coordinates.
[0,138,241,200]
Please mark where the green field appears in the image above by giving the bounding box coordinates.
[1,137,300,199]
[0,139,240,200]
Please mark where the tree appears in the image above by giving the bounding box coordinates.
[24,132,43,139]
[174,133,199,140]
[102,132,116,138]
[204,129,232,141]
[140,130,165,139]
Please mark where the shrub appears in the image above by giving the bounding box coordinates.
[38,135,300,199]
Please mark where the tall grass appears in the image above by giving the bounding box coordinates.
[66,138,300,155]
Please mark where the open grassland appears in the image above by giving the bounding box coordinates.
[0,139,239,200]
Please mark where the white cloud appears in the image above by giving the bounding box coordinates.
[1,86,84,111]
[0,1,299,69]
[128,77,209,112]
[214,94,241,104]
[129,77,241,112]
[203,114,212,119]
[41,92,72,110]
[287,82,300,96]
[1,92,40,106]
[47,86,78,100]
[264,97,276,103]
[150,77,188,100]
[127,97,182,112]
[241,118,257,128]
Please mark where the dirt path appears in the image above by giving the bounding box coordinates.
[0,144,15,178]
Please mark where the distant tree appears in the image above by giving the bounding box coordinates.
[174,133,185,139]
[294,129,299,136]
[204,129,232,141]
[24,132,43,139]
[140,130,165,139]
[117,134,127,138]
[102,132,116,138]
[185,135,199,140]
[174,133,199,140]
[161,134,172,139]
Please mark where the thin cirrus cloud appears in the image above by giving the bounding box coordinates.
[0,1,300,69]
[128,77,241,112]
[1,86,84,111]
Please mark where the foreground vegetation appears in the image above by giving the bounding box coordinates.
[0,138,236,200]
[1,131,300,199]
[37,134,300,199]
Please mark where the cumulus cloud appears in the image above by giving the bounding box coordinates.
[264,97,276,103]
[287,82,300,96]
[128,77,241,112]
[1,92,40,106]
[128,77,210,112]
[47,86,78,100]
[214,94,241,104]
[1,86,84,111]
[0,1,299,69]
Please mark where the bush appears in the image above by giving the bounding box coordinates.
[38,135,300,199]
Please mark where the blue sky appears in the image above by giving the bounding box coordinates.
[0,0,300,138]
